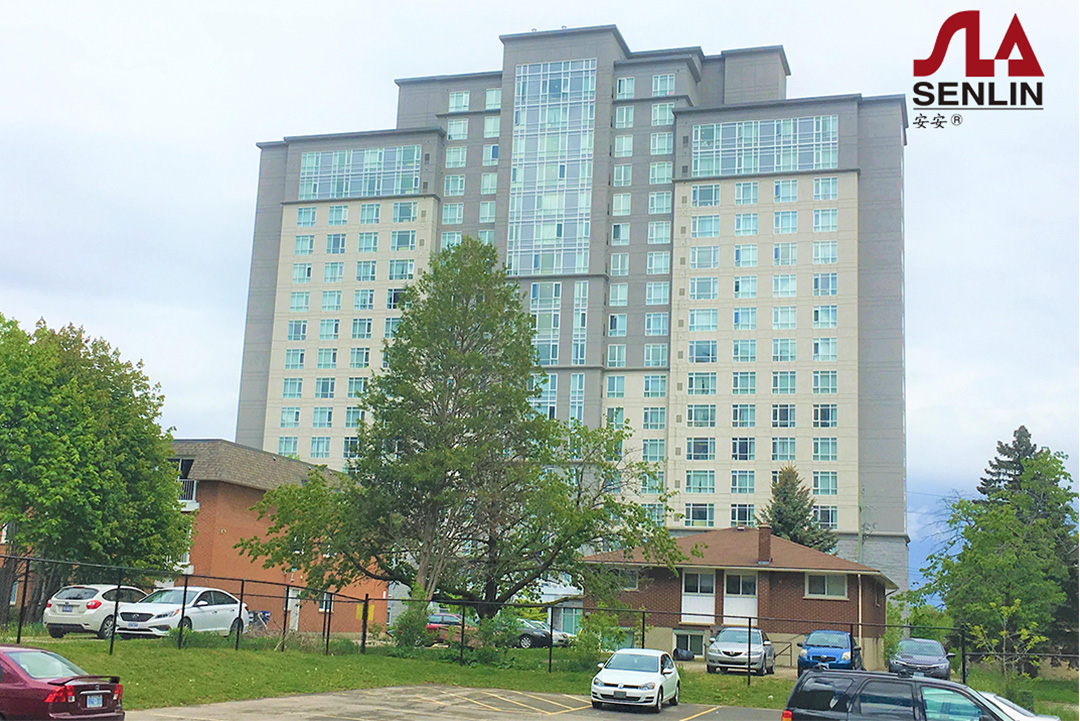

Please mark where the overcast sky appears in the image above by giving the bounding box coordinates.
[1,0,1076,586]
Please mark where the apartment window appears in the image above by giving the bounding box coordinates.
[687,437,716,461]
[732,437,755,461]
[643,407,666,430]
[730,404,755,429]
[390,201,416,223]
[296,207,316,227]
[609,283,628,306]
[441,203,463,225]
[477,230,494,244]
[391,230,416,250]
[646,251,670,275]
[384,317,401,338]
[773,274,797,298]
[606,406,625,430]
[356,232,377,253]
[349,347,370,369]
[286,320,307,341]
[358,203,379,224]
[607,314,627,337]
[650,162,673,185]
[612,165,631,187]
[813,404,838,428]
[774,242,797,266]
[685,503,715,528]
[345,408,363,428]
[608,223,630,246]
[294,235,314,256]
[732,371,756,395]
[774,179,798,203]
[289,292,309,313]
[648,221,671,244]
[734,213,758,236]
[323,262,343,284]
[688,309,718,332]
[447,118,468,140]
[814,209,839,233]
[445,146,466,168]
[813,305,838,328]
[734,244,757,268]
[614,135,633,157]
[612,193,631,216]
[732,339,756,363]
[606,375,625,398]
[284,349,304,370]
[774,211,798,234]
[813,273,838,296]
[645,313,669,336]
[448,90,469,112]
[319,319,339,340]
[472,174,495,197]
[643,343,668,366]
[292,263,312,284]
[813,240,838,264]
[616,76,635,99]
[483,144,499,165]
[324,234,345,255]
[441,232,462,249]
[688,340,717,364]
[388,260,414,281]
[772,437,796,462]
[347,377,367,398]
[356,260,376,282]
[688,404,716,427]
[312,407,333,428]
[483,116,500,138]
[813,437,838,461]
[813,471,838,495]
[768,338,795,363]
[282,379,302,399]
[476,201,495,224]
[652,73,675,96]
[614,105,634,129]
[773,306,797,330]
[644,374,667,398]
[650,132,673,155]
[608,253,629,277]
[688,372,717,396]
[814,177,839,201]
[735,181,758,205]
[386,288,405,310]
[689,277,718,300]
[686,470,715,494]
[651,102,674,126]
[733,275,757,299]
[310,437,331,459]
[444,175,465,197]
[642,439,666,462]
[351,318,372,339]
[730,504,755,527]
[772,404,795,428]
[691,216,720,239]
[280,407,300,428]
[692,184,720,207]
[733,307,757,330]
[810,508,839,533]
[326,206,348,227]
[772,371,796,395]
[321,291,341,312]
[645,282,669,305]
[813,370,838,395]
[486,87,502,109]
[731,470,755,494]
[278,437,298,456]
[813,337,838,362]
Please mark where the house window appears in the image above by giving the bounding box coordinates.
[683,571,715,594]
[725,573,757,596]
[805,573,847,599]
[675,632,705,657]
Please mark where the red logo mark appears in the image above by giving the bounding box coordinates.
[914,12,1043,77]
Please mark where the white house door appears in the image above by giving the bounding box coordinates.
[680,569,716,624]
[723,571,758,625]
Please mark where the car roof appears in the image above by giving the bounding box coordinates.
[144,586,229,595]
[611,648,665,657]
[55,584,142,592]
[798,669,976,692]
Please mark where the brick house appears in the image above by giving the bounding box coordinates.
[582,524,895,668]
[170,439,388,634]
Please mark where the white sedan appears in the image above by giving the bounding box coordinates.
[591,648,680,713]
[117,586,248,638]
[43,584,147,639]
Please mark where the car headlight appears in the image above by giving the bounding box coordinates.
[799,649,808,658]
[640,682,655,690]
[841,651,851,661]
[153,609,181,619]
[592,677,601,686]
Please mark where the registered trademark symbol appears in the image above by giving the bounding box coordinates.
[951,114,963,126]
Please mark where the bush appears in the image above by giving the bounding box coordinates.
[391,605,435,648]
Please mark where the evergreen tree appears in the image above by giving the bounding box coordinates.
[757,464,836,552]
[977,425,1037,497]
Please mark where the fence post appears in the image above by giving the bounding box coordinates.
[849,623,856,669]
[108,567,122,656]
[747,616,752,687]
[324,593,333,656]
[281,584,290,652]
[960,626,967,684]
[360,594,369,654]
[640,610,646,649]
[235,580,245,651]
[459,603,466,666]
[177,576,190,650]
[548,608,554,673]
[15,559,30,645]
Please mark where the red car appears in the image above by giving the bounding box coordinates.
[0,646,123,719]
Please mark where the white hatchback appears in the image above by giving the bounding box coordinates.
[117,586,248,638]
[43,584,147,639]
[591,648,680,713]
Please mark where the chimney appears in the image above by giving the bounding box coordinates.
[757,524,772,564]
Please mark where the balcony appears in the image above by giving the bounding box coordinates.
[179,478,198,511]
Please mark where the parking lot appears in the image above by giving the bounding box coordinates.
[127,685,779,721]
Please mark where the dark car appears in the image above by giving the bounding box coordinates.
[515,619,553,649]
[797,629,863,674]
[783,669,1013,721]
[0,646,124,720]
[888,638,953,680]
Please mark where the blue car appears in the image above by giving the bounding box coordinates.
[797,629,863,674]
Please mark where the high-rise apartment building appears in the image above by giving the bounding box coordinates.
[236,26,908,588]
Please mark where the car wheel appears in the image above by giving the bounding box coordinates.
[651,690,663,714]
[228,618,243,637]
[592,701,603,709]
[179,618,193,632]
[756,662,766,676]
[670,684,679,707]
[706,665,717,674]
[47,625,66,639]
[768,660,775,675]
[518,634,533,649]
[97,615,115,640]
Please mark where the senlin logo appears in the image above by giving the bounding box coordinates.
[913,11,1043,110]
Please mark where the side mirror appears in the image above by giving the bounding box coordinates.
[708,636,716,643]
[946,652,956,659]
[763,640,772,646]
[853,645,861,653]
[597,663,604,670]
[195,600,209,607]
[662,668,674,676]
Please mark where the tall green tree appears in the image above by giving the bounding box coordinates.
[977,425,1037,497]
[756,464,836,552]
[0,316,191,619]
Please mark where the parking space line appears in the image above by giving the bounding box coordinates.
[516,691,577,709]
[481,691,549,713]
[446,691,506,712]
[561,693,588,704]
[546,704,594,716]
[680,706,722,721]
[413,693,450,705]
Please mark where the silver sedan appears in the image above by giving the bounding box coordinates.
[705,627,775,675]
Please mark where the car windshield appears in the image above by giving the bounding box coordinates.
[897,639,944,656]
[604,652,660,673]
[715,629,762,645]
[54,587,99,601]
[805,631,850,648]
[139,589,195,604]
[521,620,547,630]
[8,650,86,679]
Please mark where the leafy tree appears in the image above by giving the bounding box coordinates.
[977,425,1037,497]
[756,464,836,552]
[0,316,191,620]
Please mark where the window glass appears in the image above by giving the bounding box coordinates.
[856,681,915,719]
[789,677,853,713]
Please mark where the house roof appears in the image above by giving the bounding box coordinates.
[170,439,324,493]
[584,526,895,588]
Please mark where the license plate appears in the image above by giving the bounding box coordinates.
[614,691,626,699]
[127,623,139,629]
[62,605,73,613]
[86,694,103,709]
